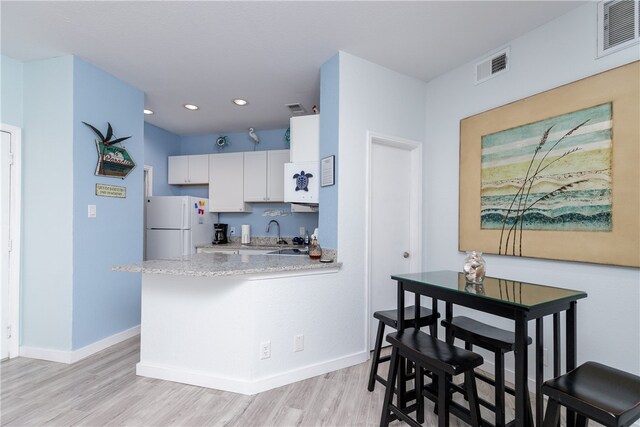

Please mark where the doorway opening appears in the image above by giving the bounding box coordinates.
[1,124,22,360]
[365,132,422,351]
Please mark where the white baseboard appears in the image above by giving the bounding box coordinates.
[20,325,140,364]
[137,350,369,395]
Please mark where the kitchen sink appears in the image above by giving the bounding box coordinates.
[267,248,308,256]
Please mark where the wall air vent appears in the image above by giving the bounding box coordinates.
[597,0,640,57]
[285,103,307,116]
[475,47,510,85]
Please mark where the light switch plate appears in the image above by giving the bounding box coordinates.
[88,205,96,218]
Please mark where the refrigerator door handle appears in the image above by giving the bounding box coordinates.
[182,199,188,229]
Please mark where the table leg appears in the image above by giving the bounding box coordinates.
[536,318,544,426]
[397,282,406,409]
[566,302,577,427]
[553,313,561,427]
[415,293,420,325]
[431,298,439,338]
[445,302,454,344]
[515,311,531,427]
[553,313,561,378]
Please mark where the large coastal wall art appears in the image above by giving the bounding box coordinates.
[459,61,639,267]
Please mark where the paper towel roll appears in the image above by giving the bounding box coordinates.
[241,224,251,244]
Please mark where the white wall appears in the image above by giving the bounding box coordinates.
[424,2,640,378]
[336,51,428,352]
[21,56,75,350]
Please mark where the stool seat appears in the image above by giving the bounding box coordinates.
[374,305,437,329]
[386,328,483,376]
[442,316,532,351]
[542,361,640,427]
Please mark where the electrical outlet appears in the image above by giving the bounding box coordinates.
[260,341,271,359]
[294,334,304,352]
[543,348,549,366]
[299,227,306,236]
[230,226,236,235]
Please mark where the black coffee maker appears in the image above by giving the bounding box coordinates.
[213,223,228,244]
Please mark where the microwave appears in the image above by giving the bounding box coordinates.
[284,161,319,204]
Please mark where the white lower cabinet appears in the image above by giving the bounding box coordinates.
[243,150,289,202]
[209,152,251,212]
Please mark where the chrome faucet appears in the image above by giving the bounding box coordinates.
[266,220,287,244]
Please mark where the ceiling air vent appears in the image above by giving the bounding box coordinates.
[597,0,639,57]
[475,48,510,85]
[285,103,307,116]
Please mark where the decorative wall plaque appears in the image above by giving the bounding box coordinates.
[83,121,136,179]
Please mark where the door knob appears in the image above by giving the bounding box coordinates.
[403,252,410,258]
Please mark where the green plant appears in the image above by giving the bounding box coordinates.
[82,122,131,146]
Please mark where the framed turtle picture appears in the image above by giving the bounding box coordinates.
[459,61,639,267]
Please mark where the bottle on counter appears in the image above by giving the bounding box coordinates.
[304,232,309,245]
[308,236,322,259]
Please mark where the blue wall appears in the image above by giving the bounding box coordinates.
[318,54,339,249]
[71,57,144,350]
[147,127,320,238]
[1,55,24,127]
[21,56,75,350]
[144,123,181,196]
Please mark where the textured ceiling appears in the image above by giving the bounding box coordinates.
[1,1,584,135]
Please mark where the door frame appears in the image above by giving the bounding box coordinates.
[365,131,423,352]
[1,123,22,359]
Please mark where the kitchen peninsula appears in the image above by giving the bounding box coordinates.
[115,251,346,395]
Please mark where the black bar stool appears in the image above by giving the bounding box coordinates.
[542,361,640,427]
[442,316,533,426]
[368,305,438,391]
[380,328,483,427]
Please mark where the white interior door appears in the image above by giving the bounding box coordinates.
[1,131,11,359]
[369,136,421,350]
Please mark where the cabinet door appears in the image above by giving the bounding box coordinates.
[188,154,210,184]
[267,150,290,202]
[290,115,319,162]
[168,156,189,184]
[209,153,250,212]
[243,151,267,202]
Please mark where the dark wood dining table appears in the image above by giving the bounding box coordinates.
[390,270,587,427]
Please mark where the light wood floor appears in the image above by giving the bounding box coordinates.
[2,336,567,426]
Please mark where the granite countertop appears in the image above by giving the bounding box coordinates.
[196,236,305,251]
[197,243,295,251]
[114,252,341,277]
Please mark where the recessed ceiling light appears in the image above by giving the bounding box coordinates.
[184,104,199,110]
[143,109,154,115]
[233,98,248,106]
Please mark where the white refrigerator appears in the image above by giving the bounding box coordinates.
[145,196,218,260]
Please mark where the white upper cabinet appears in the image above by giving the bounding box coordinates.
[209,152,251,212]
[290,115,319,162]
[168,154,209,185]
[243,150,289,202]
